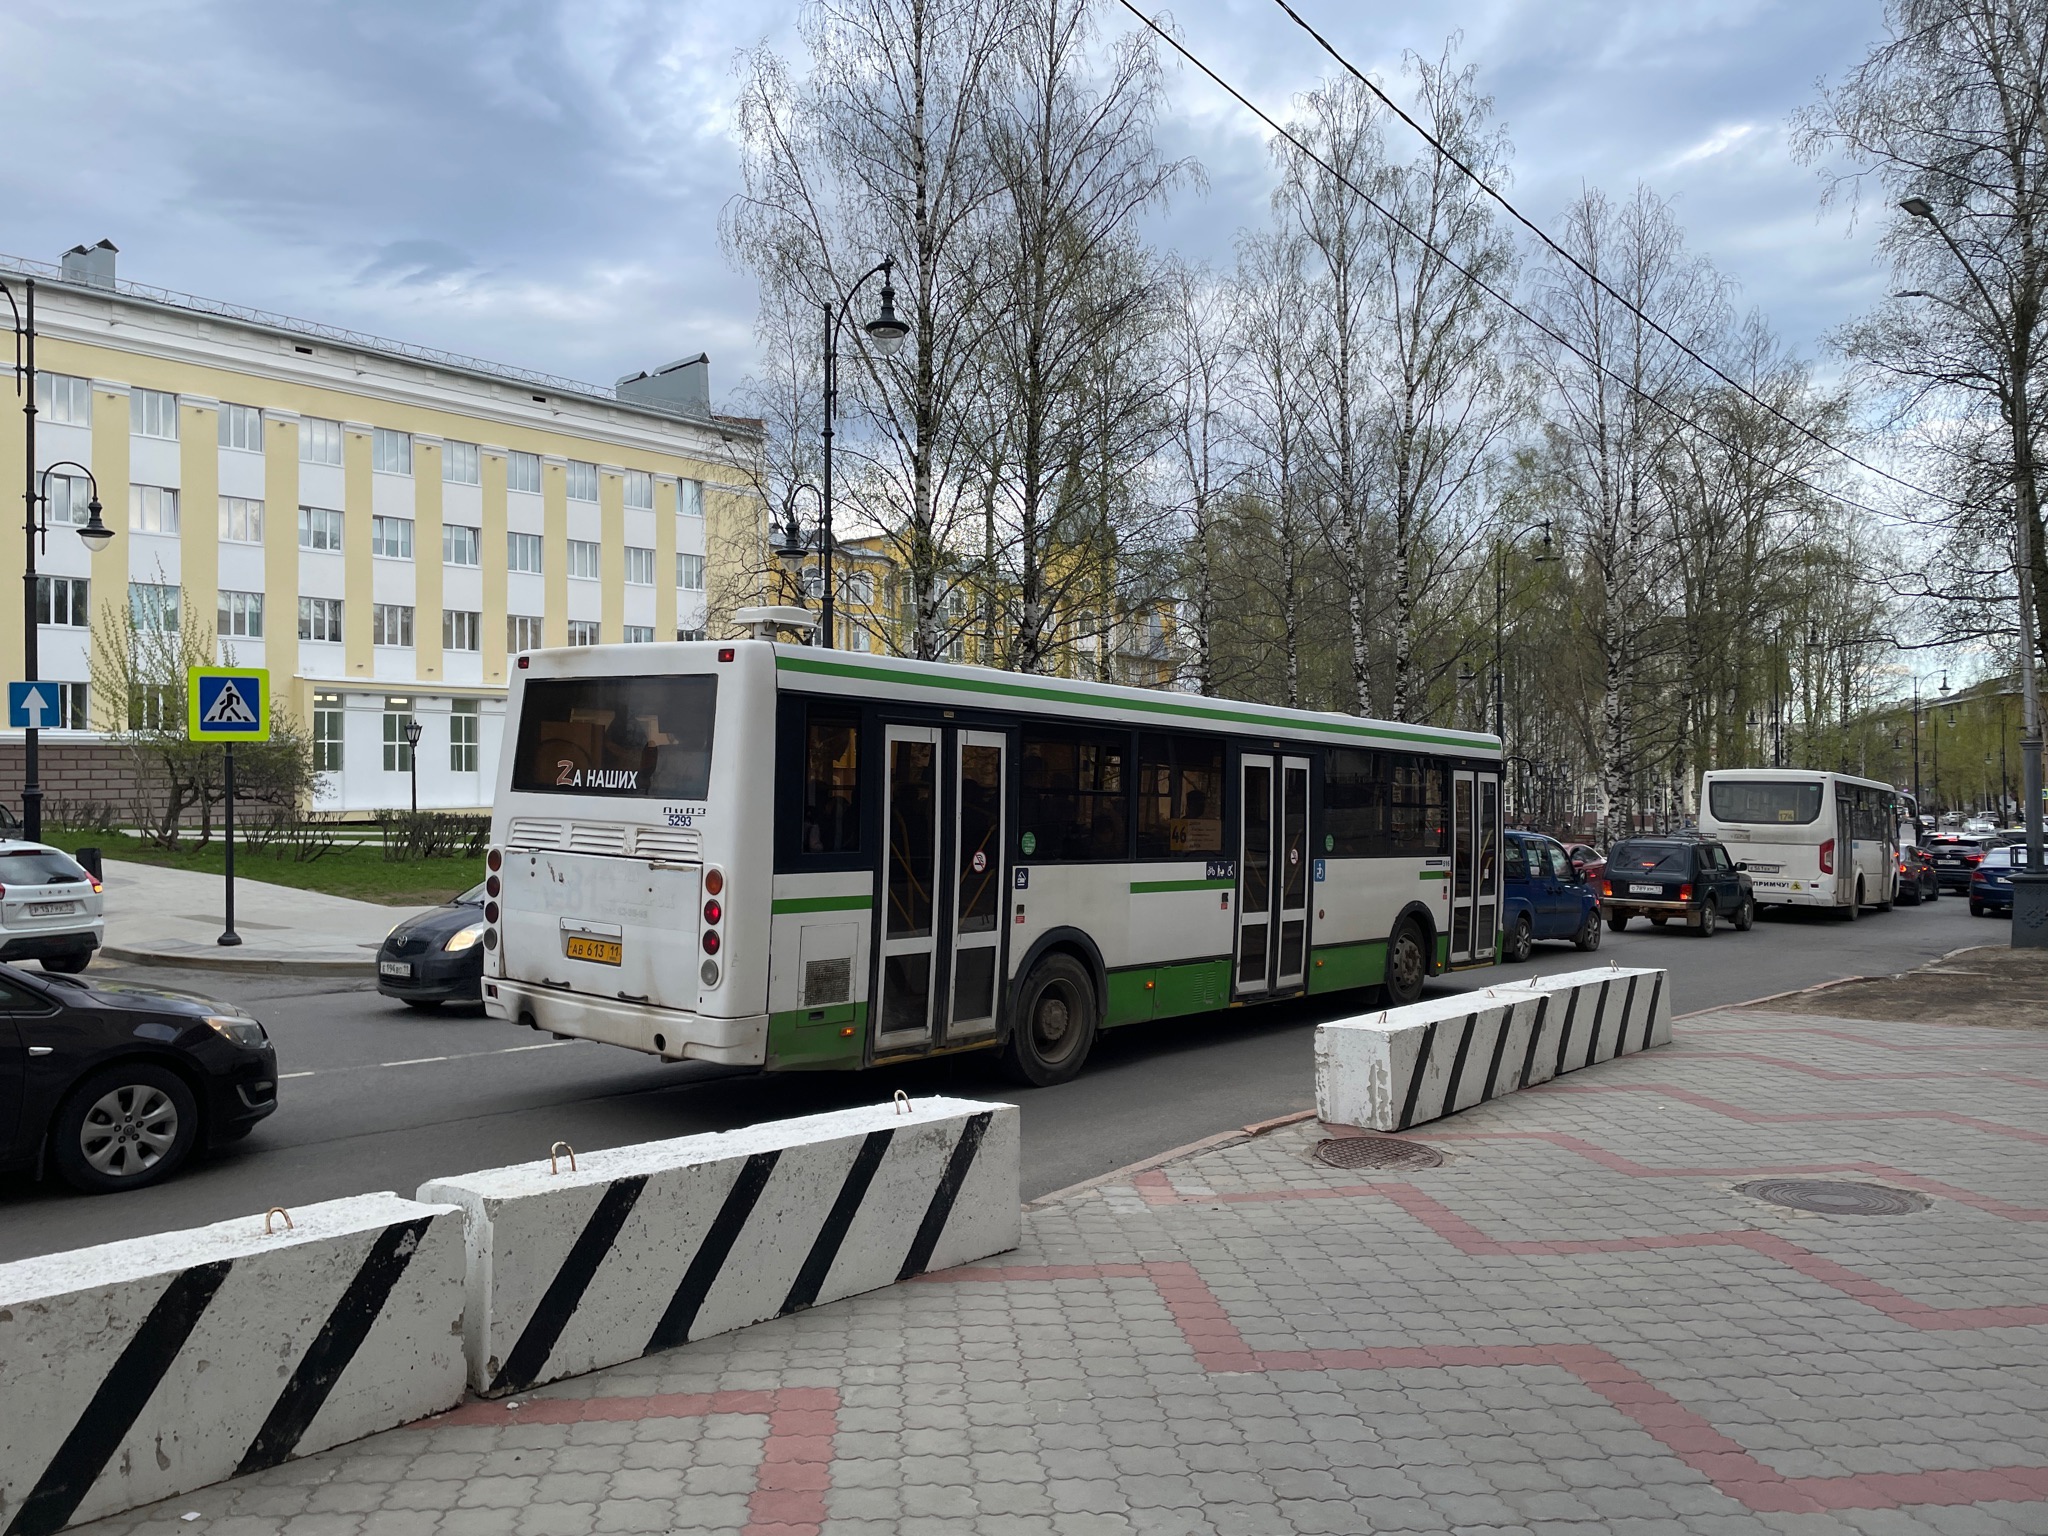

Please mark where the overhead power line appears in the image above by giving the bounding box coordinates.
[1111,0,1906,524]
[1266,0,1947,509]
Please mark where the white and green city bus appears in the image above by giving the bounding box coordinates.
[480,628,1503,1085]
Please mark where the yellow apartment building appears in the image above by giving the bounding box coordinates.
[0,240,767,813]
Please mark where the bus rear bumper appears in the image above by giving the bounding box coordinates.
[485,980,767,1067]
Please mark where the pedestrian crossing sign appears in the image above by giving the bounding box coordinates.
[187,667,271,741]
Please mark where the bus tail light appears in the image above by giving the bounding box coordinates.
[488,848,503,872]
[1819,838,1835,874]
[704,899,722,925]
[704,868,725,896]
[718,648,735,663]
[703,930,721,955]
[701,959,720,987]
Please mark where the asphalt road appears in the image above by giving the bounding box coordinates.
[0,892,1989,1263]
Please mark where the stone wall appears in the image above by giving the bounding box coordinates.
[0,738,148,823]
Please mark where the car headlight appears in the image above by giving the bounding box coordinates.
[205,1015,270,1048]
[445,922,487,953]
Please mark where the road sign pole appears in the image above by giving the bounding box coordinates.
[218,742,241,947]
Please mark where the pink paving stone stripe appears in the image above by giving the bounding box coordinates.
[415,1387,838,1536]
[1534,1080,2048,1145]
[1124,1167,2048,1329]
[920,1260,2048,1513]
[1687,1019,2048,1053]
[1423,1128,2048,1219]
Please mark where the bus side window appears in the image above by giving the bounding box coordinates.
[803,711,861,854]
[1021,728,1128,861]
[1136,733,1224,858]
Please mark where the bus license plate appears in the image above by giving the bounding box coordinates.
[1628,883,1663,895]
[565,934,623,966]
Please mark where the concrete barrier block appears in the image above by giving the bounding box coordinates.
[0,1193,464,1535]
[1504,964,1671,1077]
[420,1095,1019,1397]
[1315,990,1550,1132]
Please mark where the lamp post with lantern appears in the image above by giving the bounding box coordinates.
[405,716,423,814]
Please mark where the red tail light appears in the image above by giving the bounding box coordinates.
[1819,839,1834,874]
[703,899,722,925]
[703,930,721,954]
[1677,882,1692,902]
[1965,851,1983,865]
[1601,879,1613,898]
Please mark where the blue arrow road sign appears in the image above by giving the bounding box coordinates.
[8,682,58,729]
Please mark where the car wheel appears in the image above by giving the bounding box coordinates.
[50,1063,200,1194]
[998,953,1098,1087]
[1970,901,1986,917]
[1650,915,1668,927]
[1607,911,1629,933]
[1574,912,1602,952]
[404,999,444,1013]
[1733,896,1754,932]
[1383,919,1429,1008]
[39,951,91,974]
[1507,914,1534,963]
[1698,902,1717,937]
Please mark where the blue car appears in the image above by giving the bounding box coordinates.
[1502,831,1604,961]
[1969,843,2035,916]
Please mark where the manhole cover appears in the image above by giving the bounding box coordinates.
[1311,1135,1443,1171]
[1737,1179,1930,1216]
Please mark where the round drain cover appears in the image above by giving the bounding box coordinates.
[1737,1179,1930,1216]
[1312,1135,1444,1171]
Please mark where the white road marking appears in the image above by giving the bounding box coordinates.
[278,1040,575,1080]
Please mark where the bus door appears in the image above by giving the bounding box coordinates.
[874,724,1008,1055]
[1233,752,1310,996]
[1448,769,1501,964]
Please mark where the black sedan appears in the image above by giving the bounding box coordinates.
[0,964,277,1193]
[376,883,487,1011]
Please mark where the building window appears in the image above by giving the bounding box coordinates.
[624,545,655,585]
[442,523,481,567]
[217,589,264,639]
[299,505,344,551]
[443,609,482,652]
[36,576,88,627]
[36,372,92,427]
[450,698,479,772]
[677,552,705,591]
[508,614,544,652]
[51,682,89,731]
[444,440,481,485]
[45,474,93,527]
[372,604,415,647]
[678,479,703,518]
[507,531,543,573]
[219,496,264,543]
[849,625,872,653]
[129,484,180,534]
[131,388,179,440]
[300,596,344,643]
[313,692,344,771]
[383,699,415,772]
[373,428,412,475]
[301,417,345,466]
[566,539,601,580]
[218,403,264,452]
[130,684,175,732]
[845,571,875,606]
[129,582,180,633]
[565,619,600,646]
[370,516,413,560]
[508,450,542,494]
[677,627,707,642]
[566,460,598,502]
[623,624,655,644]
[624,470,654,510]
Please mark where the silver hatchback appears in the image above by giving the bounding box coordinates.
[0,841,105,972]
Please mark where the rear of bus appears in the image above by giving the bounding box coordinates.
[1699,769,1846,910]
[480,642,776,1064]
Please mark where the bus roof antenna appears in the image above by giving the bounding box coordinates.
[732,605,822,643]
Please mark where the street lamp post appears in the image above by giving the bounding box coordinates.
[773,483,826,625]
[816,260,910,651]
[1900,196,2047,934]
[1491,520,1552,742]
[405,716,423,814]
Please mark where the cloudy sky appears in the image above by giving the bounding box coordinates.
[4,0,1896,404]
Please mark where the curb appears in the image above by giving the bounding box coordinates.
[100,944,375,978]
[1024,1109,1318,1211]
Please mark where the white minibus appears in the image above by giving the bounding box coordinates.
[1698,768,1900,916]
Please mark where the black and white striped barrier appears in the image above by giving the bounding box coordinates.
[0,1194,464,1536]
[1315,965,1670,1132]
[419,1096,1018,1397]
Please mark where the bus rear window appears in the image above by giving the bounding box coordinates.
[1709,780,1823,825]
[511,675,716,799]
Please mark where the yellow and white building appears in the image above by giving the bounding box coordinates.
[1,240,765,813]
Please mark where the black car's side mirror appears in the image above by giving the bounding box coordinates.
[1737,861,1749,871]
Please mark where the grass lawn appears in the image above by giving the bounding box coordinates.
[47,827,482,906]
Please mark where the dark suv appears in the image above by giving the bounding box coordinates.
[1602,836,1755,936]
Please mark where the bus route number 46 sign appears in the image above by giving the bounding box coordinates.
[187,667,271,742]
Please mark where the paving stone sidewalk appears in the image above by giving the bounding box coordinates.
[75,1002,2048,1536]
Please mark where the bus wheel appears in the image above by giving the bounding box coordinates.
[1000,954,1097,1087]
[1843,880,1863,921]
[1384,920,1427,1008]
